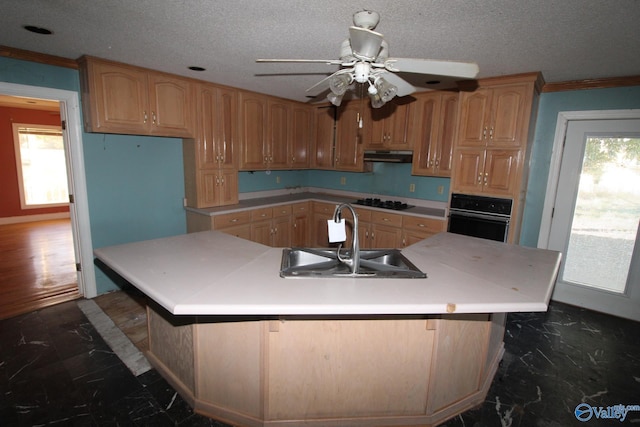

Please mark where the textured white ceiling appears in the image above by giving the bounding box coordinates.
[2,0,639,102]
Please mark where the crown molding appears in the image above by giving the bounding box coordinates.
[0,45,78,69]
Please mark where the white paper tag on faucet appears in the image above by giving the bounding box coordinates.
[327,219,347,243]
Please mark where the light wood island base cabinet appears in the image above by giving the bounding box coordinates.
[145,301,505,427]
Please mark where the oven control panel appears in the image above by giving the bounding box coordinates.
[450,193,513,216]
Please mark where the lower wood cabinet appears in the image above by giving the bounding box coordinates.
[186,200,446,251]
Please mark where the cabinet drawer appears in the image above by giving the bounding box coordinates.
[402,215,446,233]
[370,211,403,227]
[354,207,372,223]
[313,202,335,215]
[273,205,292,218]
[213,211,252,229]
[251,207,273,221]
[291,202,310,214]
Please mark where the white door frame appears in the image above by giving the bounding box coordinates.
[0,82,97,298]
[538,109,640,248]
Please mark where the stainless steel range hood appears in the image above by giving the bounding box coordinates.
[363,150,413,163]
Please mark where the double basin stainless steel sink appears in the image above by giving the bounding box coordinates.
[280,247,427,279]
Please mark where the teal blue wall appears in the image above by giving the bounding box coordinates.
[239,163,450,202]
[520,85,640,247]
[0,57,187,294]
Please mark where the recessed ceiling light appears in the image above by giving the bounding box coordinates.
[23,25,53,35]
[426,80,441,85]
[188,66,206,72]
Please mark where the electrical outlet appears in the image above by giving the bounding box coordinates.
[340,177,347,185]
[409,183,415,193]
[276,176,281,184]
[437,185,444,195]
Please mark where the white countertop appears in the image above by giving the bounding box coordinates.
[93,232,561,316]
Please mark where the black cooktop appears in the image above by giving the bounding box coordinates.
[354,198,413,211]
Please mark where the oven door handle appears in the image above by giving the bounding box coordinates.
[449,210,510,224]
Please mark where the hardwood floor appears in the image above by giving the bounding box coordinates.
[0,219,80,320]
[94,287,149,352]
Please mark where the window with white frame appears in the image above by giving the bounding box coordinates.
[12,123,69,209]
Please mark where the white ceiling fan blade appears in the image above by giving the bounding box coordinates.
[384,58,479,79]
[379,72,415,97]
[349,27,384,61]
[256,59,344,65]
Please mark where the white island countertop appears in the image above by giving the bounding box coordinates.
[93,232,561,316]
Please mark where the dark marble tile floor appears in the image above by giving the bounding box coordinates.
[1,300,639,426]
[0,300,227,426]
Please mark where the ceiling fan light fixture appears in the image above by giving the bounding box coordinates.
[327,92,344,107]
[329,74,352,96]
[369,93,386,109]
[375,77,398,103]
[353,10,380,30]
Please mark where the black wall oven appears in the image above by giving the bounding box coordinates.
[447,193,513,242]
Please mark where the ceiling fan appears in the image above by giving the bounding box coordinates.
[257,10,479,108]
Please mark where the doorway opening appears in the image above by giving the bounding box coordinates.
[0,82,96,319]
[539,110,640,321]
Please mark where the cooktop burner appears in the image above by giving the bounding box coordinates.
[354,198,413,211]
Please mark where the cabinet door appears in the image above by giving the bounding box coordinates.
[215,87,238,170]
[313,107,335,169]
[386,100,413,149]
[452,148,485,194]
[312,213,331,247]
[272,216,292,247]
[218,170,239,206]
[148,73,195,137]
[196,84,218,169]
[457,89,491,147]
[251,220,273,246]
[85,60,149,133]
[290,105,313,168]
[402,229,433,247]
[239,92,267,170]
[488,85,527,147]
[433,93,459,177]
[411,93,440,176]
[335,103,363,171]
[370,224,403,249]
[267,100,290,169]
[196,170,238,208]
[483,149,520,195]
[292,214,309,247]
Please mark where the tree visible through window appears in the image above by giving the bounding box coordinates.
[12,123,69,208]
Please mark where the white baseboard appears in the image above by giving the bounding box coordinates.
[0,212,70,225]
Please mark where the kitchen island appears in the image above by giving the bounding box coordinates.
[94,231,561,427]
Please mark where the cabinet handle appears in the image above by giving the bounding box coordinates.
[143,111,148,124]
[230,218,239,223]
[260,213,267,217]
[435,159,440,166]
[418,223,425,228]
[292,156,296,162]
[264,156,269,163]
[215,176,220,186]
[483,126,487,140]
[220,177,225,184]
[383,217,390,222]
[152,111,157,124]
[489,127,494,139]
[429,160,433,167]
[477,174,483,184]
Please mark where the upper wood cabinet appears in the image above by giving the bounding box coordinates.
[365,97,415,150]
[290,105,313,168]
[312,106,336,169]
[183,83,239,208]
[334,102,365,172]
[457,83,533,148]
[411,91,460,177]
[238,91,313,170]
[79,56,195,137]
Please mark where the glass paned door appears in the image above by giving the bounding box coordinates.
[547,118,640,321]
[562,136,640,293]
